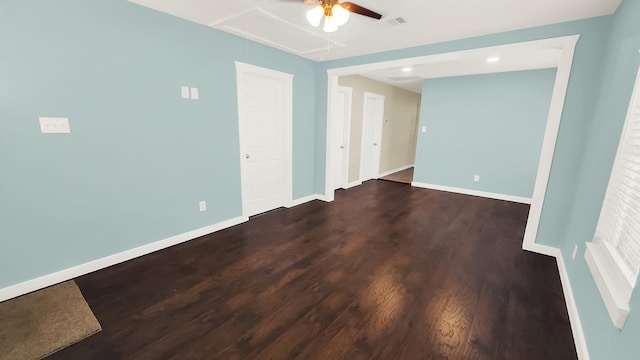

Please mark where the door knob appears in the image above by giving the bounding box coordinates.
[340,145,344,149]
[245,154,250,159]
[373,142,378,146]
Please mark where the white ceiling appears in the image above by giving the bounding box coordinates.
[128,0,621,62]
[359,39,565,93]
[127,0,619,94]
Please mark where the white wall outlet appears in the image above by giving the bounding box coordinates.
[39,117,71,134]
[190,87,199,100]
[181,86,190,99]
[473,175,480,182]
[421,126,427,133]
[199,201,206,212]
[572,244,578,260]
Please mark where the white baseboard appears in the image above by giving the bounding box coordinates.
[556,253,590,360]
[377,164,414,179]
[411,182,532,204]
[523,243,589,360]
[0,215,248,303]
[315,194,333,202]
[521,242,558,257]
[344,181,363,189]
[286,194,324,208]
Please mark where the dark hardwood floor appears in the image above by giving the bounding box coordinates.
[50,180,577,360]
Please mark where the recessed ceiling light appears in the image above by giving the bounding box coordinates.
[487,56,501,63]
[402,67,412,72]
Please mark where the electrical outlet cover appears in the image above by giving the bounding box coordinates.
[39,117,71,134]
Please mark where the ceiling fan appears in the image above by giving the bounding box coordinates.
[299,0,383,33]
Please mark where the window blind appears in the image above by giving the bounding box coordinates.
[593,67,640,287]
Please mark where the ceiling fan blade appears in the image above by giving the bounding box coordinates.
[341,2,382,20]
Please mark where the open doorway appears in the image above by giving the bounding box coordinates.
[324,35,580,253]
[335,75,422,188]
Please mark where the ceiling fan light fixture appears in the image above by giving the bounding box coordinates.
[332,4,350,26]
[323,16,339,32]
[306,5,324,27]
[304,0,381,33]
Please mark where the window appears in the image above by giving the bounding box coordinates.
[585,65,640,329]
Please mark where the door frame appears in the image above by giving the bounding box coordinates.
[235,61,293,218]
[360,92,385,181]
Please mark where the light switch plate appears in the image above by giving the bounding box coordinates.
[190,87,199,100]
[421,126,427,133]
[181,86,190,99]
[473,175,480,182]
[39,117,70,134]
[199,200,207,212]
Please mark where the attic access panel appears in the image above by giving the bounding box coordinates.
[210,8,345,55]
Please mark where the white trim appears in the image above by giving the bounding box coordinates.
[0,216,248,303]
[324,74,339,202]
[344,180,363,189]
[522,244,590,360]
[315,194,333,203]
[235,61,293,218]
[522,242,559,257]
[285,194,323,208]
[584,242,630,329]
[555,249,591,360]
[411,182,532,204]
[378,164,414,179]
[521,35,580,249]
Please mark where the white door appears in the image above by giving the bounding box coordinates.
[360,92,385,181]
[331,86,353,190]
[235,62,293,217]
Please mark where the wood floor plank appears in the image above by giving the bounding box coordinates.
[46,180,577,360]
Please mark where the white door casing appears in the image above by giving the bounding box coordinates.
[235,62,293,217]
[360,92,385,181]
[331,86,353,189]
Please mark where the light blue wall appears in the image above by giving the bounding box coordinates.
[2,1,639,357]
[316,16,612,249]
[0,0,317,288]
[414,69,556,198]
[557,0,640,359]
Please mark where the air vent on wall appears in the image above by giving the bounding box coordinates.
[386,17,407,25]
